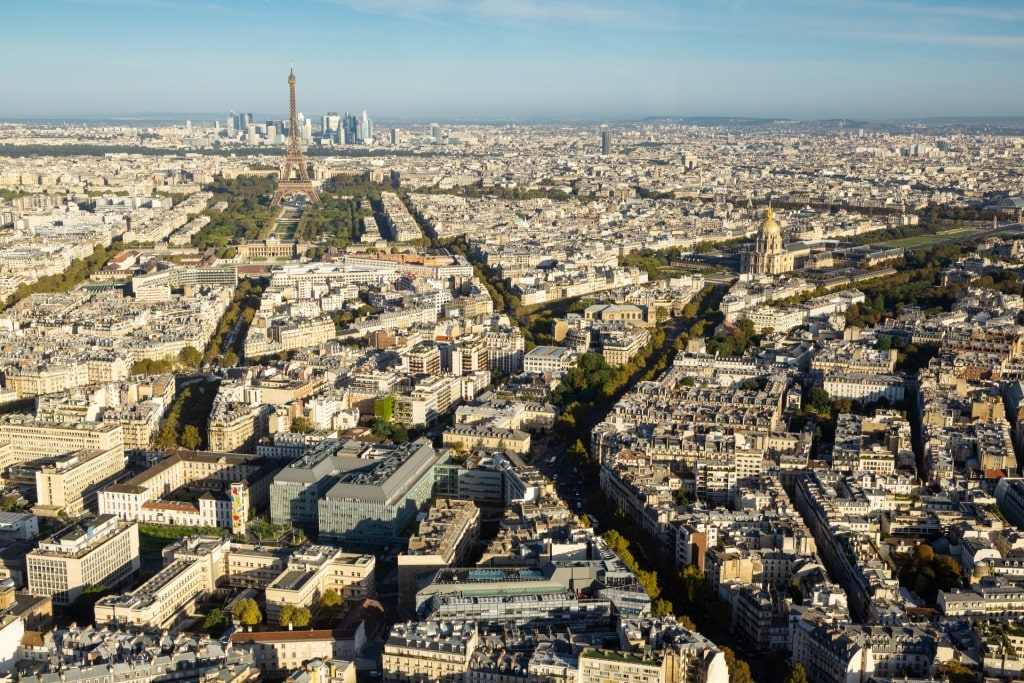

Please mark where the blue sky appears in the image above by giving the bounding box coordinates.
[3,0,1023,121]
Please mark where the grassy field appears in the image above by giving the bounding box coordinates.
[881,229,980,248]
[139,523,227,565]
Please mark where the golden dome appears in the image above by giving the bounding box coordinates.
[760,205,781,234]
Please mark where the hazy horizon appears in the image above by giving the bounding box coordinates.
[6,113,1024,128]
[3,0,1024,121]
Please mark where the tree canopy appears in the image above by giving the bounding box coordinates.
[721,647,753,683]
[178,346,202,368]
[784,663,810,683]
[180,425,202,450]
[894,544,961,605]
[279,603,311,628]
[602,530,660,599]
[191,175,277,249]
[934,660,974,683]
[232,597,262,627]
[651,598,674,618]
[319,588,343,617]
[2,242,124,312]
[202,608,229,637]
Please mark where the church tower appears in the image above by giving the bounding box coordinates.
[747,204,788,276]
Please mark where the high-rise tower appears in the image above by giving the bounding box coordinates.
[271,69,320,207]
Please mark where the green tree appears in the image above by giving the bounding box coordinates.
[319,588,343,616]
[721,647,754,683]
[279,603,311,628]
[203,608,229,637]
[788,578,804,605]
[806,387,831,413]
[603,529,629,556]
[291,416,314,434]
[935,555,960,578]
[250,518,285,541]
[391,424,410,443]
[221,349,239,367]
[232,597,262,628]
[674,488,690,506]
[154,422,178,449]
[371,417,393,440]
[553,410,577,444]
[651,598,674,618]
[178,345,202,368]
[0,494,25,512]
[636,569,661,599]
[934,660,973,683]
[784,663,810,683]
[180,424,202,450]
[913,543,935,564]
[568,439,588,463]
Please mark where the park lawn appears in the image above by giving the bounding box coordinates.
[139,523,227,564]
[881,229,978,248]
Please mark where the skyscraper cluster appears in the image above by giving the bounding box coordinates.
[224,108,374,146]
[341,110,373,144]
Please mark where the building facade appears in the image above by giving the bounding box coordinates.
[744,207,794,277]
[26,515,140,606]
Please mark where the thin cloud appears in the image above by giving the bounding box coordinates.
[843,29,1024,49]
[828,0,1024,23]
[469,0,633,25]
[318,0,452,24]
[66,0,235,11]
[323,0,679,30]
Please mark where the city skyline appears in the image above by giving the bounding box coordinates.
[2,0,1024,121]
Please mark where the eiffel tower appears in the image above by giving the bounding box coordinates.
[271,69,320,206]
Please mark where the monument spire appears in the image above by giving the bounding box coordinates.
[271,68,320,206]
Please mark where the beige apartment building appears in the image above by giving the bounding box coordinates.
[102,402,162,451]
[0,417,124,475]
[264,546,375,624]
[208,403,275,453]
[579,650,669,683]
[442,425,531,455]
[92,536,368,629]
[287,659,356,683]
[26,515,140,606]
[34,447,125,516]
[382,621,478,683]
[230,629,340,677]
[98,451,277,532]
[602,330,651,366]
[94,536,229,628]
[4,363,90,399]
[227,544,290,588]
[272,317,336,352]
[397,498,480,610]
[578,643,728,683]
